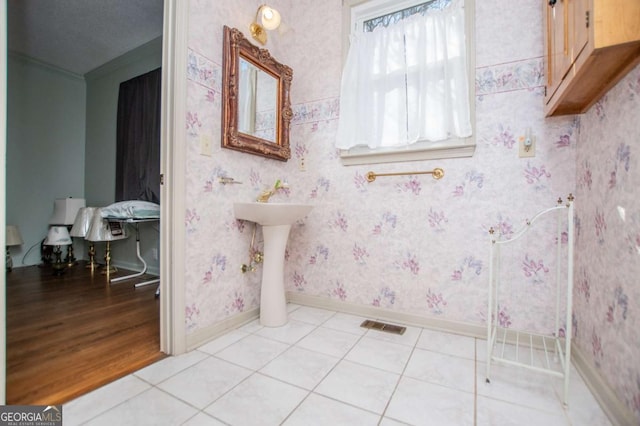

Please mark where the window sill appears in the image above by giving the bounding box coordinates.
[339,141,476,166]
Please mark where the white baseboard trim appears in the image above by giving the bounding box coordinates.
[286,292,485,339]
[287,292,635,426]
[571,343,637,426]
[185,307,260,351]
[111,260,160,277]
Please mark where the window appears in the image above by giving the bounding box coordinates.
[338,0,475,165]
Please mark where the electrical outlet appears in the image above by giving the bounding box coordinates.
[518,130,536,158]
[200,134,212,156]
[299,157,306,171]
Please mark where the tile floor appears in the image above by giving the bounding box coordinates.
[63,305,612,425]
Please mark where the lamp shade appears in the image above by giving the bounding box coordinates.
[49,198,86,225]
[44,226,72,246]
[85,208,129,242]
[6,225,24,246]
[70,207,97,238]
[260,5,281,30]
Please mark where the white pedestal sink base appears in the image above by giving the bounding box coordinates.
[233,202,313,328]
[260,224,291,327]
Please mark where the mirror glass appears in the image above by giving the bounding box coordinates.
[237,57,278,143]
[222,26,292,161]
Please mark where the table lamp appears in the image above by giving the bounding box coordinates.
[70,207,98,270]
[85,208,129,276]
[6,225,24,272]
[44,226,72,275]
[49,197,86,267]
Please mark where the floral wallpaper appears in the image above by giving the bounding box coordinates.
[185,0,638,420]
[574,64,640,421]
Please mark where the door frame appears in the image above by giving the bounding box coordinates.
[1,0,8,405]
[159,0,188,356]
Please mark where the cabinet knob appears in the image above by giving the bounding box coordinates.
[548,0,557,5]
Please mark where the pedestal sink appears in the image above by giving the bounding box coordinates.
[234,202,313,327]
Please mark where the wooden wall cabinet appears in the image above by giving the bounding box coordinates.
[543,0,640,116]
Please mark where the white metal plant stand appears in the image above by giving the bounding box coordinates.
[485,194,575,405]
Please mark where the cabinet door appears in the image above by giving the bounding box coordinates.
[572,0,589,61]
[545,0,572,100]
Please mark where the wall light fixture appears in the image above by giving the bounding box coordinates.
[250,4,281,45]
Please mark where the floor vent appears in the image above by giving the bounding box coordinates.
[360,320,406,335]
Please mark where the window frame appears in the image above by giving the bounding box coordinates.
[339,0,476,166]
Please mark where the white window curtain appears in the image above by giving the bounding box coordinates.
[336,0,471,150]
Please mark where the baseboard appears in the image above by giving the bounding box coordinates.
[287,291,635,426]
[571,343,637,426]
[286,292,485,339]
[185,307,260,351]
[110,260,160,277]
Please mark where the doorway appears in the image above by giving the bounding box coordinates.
[2,0,188,403]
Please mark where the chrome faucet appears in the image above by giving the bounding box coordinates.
[256,179,288,203]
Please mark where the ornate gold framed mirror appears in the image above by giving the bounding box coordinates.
[221,26,292,161]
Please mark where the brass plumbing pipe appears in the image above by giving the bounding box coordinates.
[241,223,263,273]
[366,167,444,182]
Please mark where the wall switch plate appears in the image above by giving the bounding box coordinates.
[200,135,212,156]
[519,134,536,158]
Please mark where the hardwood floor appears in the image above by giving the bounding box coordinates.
[6,262,165,405]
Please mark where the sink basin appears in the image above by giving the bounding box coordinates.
[234,202,313,226]
[234,202,313,327]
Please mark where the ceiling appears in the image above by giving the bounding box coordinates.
[8,0,164,76]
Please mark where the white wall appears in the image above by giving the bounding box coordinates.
[6,54,86,266]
